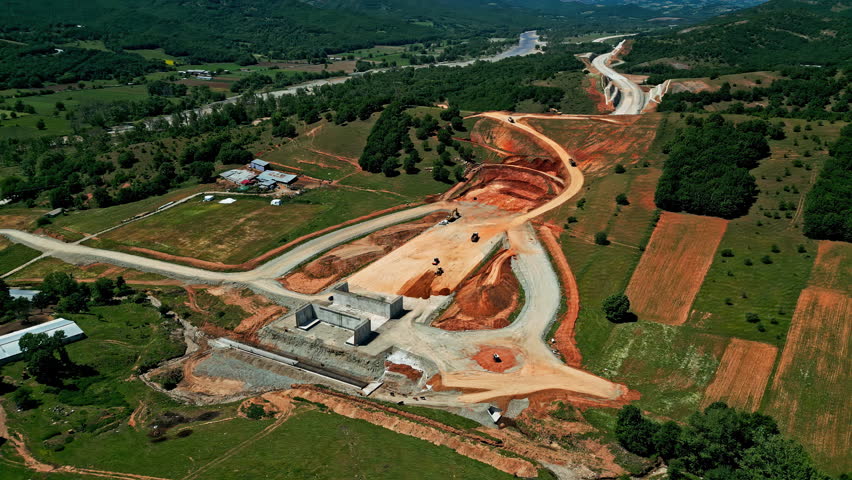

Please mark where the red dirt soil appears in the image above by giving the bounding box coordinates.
[537,224,582,367]
[766,286,851,471]
[470,117,554,157]
[626,212,727,325]
[125,202,424,272]
[385,362,423,382]
[525,116,658,176]
[398,270,452,298]
[281,212,446,294]
[702,338,777,411]
[432,249,519,331]
[455,165,563,213]
[585,77,615,114]
[473,346,518,372]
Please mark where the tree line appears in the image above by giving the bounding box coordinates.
[803,124,852,242]
[615,402,836,479]
[655,114,772,218]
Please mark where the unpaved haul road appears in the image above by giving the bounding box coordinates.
[592,39,647,115]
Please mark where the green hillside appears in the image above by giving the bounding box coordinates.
[624,0,852,78]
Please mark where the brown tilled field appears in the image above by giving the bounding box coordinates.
[765,286,851,474]
[701,338,777,411]
[809,240,852,293]
[625,212,727,325]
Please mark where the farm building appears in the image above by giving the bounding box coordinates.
[203,195,215,202]
[249,159,270,171]
[256,171,298,190]
[46,208,63,217]
[0,319,85,365]
[219,169,258,185]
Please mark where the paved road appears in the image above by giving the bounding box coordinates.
[592,40,647,115]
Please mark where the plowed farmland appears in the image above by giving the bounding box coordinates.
[765,287,851,475]
[625,212,727,325]
[701,338,777,411]
[809,240,852,293]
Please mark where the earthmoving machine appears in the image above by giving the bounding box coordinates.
[436,267,444,276]
[445,208,461,223]
[507,117,515,123]
[570,159,577,167]
[470,232,480,243]
[493,353,502,363]
[432,258,440,266]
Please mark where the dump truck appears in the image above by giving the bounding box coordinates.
[471,232,480,243]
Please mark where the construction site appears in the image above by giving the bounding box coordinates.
[0,40,670,478]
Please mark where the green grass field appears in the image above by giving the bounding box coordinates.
[89,189,404,265]
[0,240,41,276]
[686,117,841,345]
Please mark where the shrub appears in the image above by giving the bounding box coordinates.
[602,293,632,323]
[720,248,734,257]
[614,164,626,174]
[615,193,629,205]
[746,312,761,323]
[567,216,578,223]
[797,244,807,253]
[594,231,609,245]
[761,255,773,264]
[744,258,753,266]
[243,404,267,420]
[771,244,780,253]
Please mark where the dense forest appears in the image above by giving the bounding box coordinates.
[803,124,852,242]
[1,0,660,65]
[616,403,833,479]
[658,69,852,122]
[0,43,162,89]
[623,0,852,78]
[655,114,774,218]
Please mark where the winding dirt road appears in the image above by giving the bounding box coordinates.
[592,39,647,115]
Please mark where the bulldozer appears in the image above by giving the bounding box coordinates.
[446,208,461,223]
[436,267,444,276]
[470,232,480,243]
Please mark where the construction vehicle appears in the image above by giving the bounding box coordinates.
[445,208,461,223]
[570,159,577,167]
[470,232,480,243]
[507,117,515,123]
[432,258,440,266]
[493,353,502,363]
[436,267,444,276]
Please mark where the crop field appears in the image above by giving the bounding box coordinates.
[701,338,777,411]
[89,190,403,265]
[686,117,836,344]
[809,241,852,293]
[764,287,851,475]
[0,206,48,230]
[626,212,727,326]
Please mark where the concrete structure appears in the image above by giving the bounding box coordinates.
[291,283,403,346]
[203,195,215,202]
[0,319,85,365]
[333,282,404,319]
[219,169,257,185]
[9,289,40,300]
[249,159,270,171]
[295,304,372,346]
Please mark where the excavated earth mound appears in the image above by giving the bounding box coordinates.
[432,249,519,331]
[281,212,446,294]
[455,166,562,213]
[503,155,567,180]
